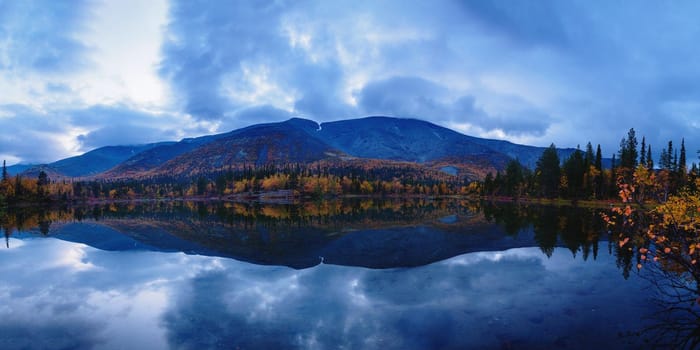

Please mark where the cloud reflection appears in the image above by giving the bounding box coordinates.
[0,238,655,349]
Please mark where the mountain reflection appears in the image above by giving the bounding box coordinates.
[1,200,609,269]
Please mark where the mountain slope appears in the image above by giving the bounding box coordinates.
[21,143,171,178]
[314,116,578,169]
[102,119,345,178]
[6,163,35,176]
[315,117,501,162]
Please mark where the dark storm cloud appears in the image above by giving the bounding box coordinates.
[0,0,93,73]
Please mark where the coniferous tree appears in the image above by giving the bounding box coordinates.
[563,147,585,199]
[660,143,670,170]
[504,159,524,198]
[585,142,594,168]
[594,144,603,199]
[679,138,687,175]
[536,144,561,198]
[1,160,6,182]
[583,142,595,197]
[617,128,638,170]
[673,150,678,173]
[647,145,653,170]
[639,137,646,166]
[609,154,618,198]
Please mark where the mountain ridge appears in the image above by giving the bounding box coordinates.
[17,116,594,181]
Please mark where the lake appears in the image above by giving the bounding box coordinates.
[0,200,695,349]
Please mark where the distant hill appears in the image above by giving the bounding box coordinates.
[6,163,35,176]
[20,143,171,178]
[18,116,608,181]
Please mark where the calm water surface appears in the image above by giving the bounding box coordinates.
[0,200,694,349]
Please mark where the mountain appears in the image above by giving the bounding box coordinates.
[100,119,346,179]
[20,116,602,181]
[314,117,504,161]
[6,163,35,176]
[99,134,226,178]
[20,143,171,178]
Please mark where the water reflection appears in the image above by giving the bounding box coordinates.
[0,238,651,349]
[1,200,609,269]
[0,200,696,348]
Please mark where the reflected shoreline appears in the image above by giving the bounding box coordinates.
[2,199,610,269]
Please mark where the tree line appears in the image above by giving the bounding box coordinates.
[0,160,475,204]
[481,128,697,202]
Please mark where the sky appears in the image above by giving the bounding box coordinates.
[1,0,699,165]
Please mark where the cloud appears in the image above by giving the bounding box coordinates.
[159,0,292,121]
[356,76,449,118]
[218,104,294,132]
[355,76,551,137]
[0,104,200,164]
[71,105,181,150]
[459,0,569,48]
[0,105,77,163]
[0,0,93,74]
[454,95,551,137]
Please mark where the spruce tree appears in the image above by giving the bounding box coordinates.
[2,160,6,182]
[595,145,603,171]
[647,145,653,170]
[680,138,687,175]
[609,154,617,198]
[585,142,594,168]
[563,147,585,199]
[595,145,603,198]
[639,137,646,167]
[536,144,561,198]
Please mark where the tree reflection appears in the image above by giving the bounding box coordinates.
[483,203,605,259]
[636,261,700,349]
[605,192,700,348]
